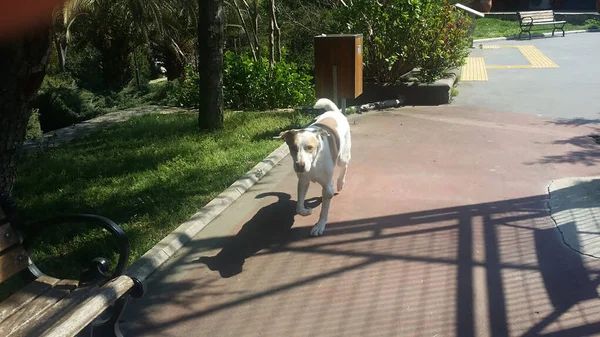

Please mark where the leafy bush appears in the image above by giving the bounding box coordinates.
[276,0,339,68]
[170,53,315,110]
[26,109,42,139]
[224,51,315,110]
[128,45,153,88]
[416,2,472,82]
[32,75,104,132]
[585,18,600,29]
[171,66,201,108]
[334,0,471,83]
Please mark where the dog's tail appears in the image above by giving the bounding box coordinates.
[313,98,339,112]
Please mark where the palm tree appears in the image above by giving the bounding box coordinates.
[198,0,225,131]
[151,0,198,80]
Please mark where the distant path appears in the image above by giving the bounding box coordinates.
[21,105,191,154]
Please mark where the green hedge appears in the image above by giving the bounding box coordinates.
[170,52,315,110]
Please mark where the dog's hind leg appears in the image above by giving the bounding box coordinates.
[337,132,351,192]
[297,178,312,216]
[311,182,334,236]
[337,164,347,192]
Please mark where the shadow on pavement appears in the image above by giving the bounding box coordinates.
[125,180,600,337]
[198,192,321,278]
[528,122,600,166]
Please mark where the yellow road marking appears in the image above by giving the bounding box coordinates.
[463,45,557,81]
[516,45,558,68]
[461,57,488,81]
[486,65,534,69]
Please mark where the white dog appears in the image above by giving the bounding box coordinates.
[277,98,351,236]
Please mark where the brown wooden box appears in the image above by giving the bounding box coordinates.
[314,34,363,101]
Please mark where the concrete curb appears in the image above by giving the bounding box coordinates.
[347,68,461,108]
[125,142,290,282]
[473,28,600,43]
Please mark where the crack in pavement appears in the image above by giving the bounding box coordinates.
[546,180,600,259]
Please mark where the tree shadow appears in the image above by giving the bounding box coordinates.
[526,130,600,166]
[549,118,600,127]
[197,192,321,278]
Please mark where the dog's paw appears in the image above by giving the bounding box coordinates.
[297,207,312,216]
[310,222,326,236]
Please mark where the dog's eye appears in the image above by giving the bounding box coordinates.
[305,145,314,151]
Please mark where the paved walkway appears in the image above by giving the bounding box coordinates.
[21,105,189,153]
[121,105,600,337]
[454,32,600,120]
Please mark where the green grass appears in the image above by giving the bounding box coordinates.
[474,17,600,39]
[12,110,313,280]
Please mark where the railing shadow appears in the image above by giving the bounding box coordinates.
[123,179,600,337]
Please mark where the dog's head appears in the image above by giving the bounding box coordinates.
[276,128,329,173]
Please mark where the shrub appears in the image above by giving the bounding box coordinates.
[334,0,471,83]
[128,45,153,88]
[416,2,472,82]
[170,65,201,108]
[224,51,315,110]
[32,74,104,132]
[170,53,315,110]
[26,109,43,139]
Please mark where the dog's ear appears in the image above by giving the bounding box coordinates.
[318,129,331,138]
[274,129,297,140]
[274,130,289,139]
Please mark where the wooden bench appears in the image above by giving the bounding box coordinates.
[0,193,144,337]
[517,10,567,40]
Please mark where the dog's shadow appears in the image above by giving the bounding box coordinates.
[198,192,321,278]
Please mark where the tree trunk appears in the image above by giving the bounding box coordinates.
[164,46,185,81]
[198,0,224,131]
[53,33,67,73]
[0,28,52,195]
[95,35,132,92]
[268,0,275,67]
[271,0,281,62]
[251,0,260,59]
[232,0,257,61]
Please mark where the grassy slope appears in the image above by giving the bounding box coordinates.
[12,110,312,280]
[474,17,600,39]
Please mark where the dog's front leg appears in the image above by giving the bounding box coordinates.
[310,182,334,236]
[297,178,312,216]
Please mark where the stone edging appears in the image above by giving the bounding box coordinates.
[473,28,600,43]
[125,142,290,282]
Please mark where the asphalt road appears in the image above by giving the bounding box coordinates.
[453,32,600,120]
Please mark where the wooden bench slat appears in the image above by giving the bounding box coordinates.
[9,284,97,337]
[0,246,31,283]
[525,14,554,18]
[0,279,78,337]
[0,223,19,254]
[41,276,134,337]
[0,276,60,324]
[532,21,566,25]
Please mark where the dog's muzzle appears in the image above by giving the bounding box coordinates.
[294,162,306,173]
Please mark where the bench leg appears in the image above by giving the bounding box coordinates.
[90,297,129,337]
[519,26,532,40]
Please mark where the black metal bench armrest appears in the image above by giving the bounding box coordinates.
[520,16,533,26]
[24,214,130,283]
